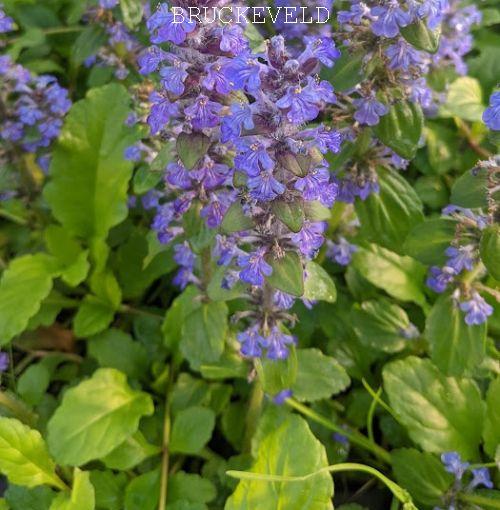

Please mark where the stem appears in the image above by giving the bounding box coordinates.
[6,25,84,44]
[243,379,264,454]
[366,386,382,444]
[227,462,415,508]
[362,379,399,422]
[158,364,176,510]
[455,118,493,160]
[459,492,500,509]
[0,390,37,426]
[120,304,164,320]
[0,207,28,226]
[286,398,391,464]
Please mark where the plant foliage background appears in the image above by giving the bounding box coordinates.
[0,0,499,509]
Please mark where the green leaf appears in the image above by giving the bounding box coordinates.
[256,347,298,397]
[116,229,175,298]
[4,485,55,510]
[374,101,423,159]
[71,25,107,66]
[352,244,427,306]
[134,141,175,195]
[383,356,485,459]
[439,77,484,122]
[73,296,115,338]
[0,418,65,490]
[480,226,500,281]
[0,254,58,346]
[221,201,255,234]
[102,431,161,471]
[124,470,159,510]
[225,413,333,510]
[355,167,424,253]
[176,132,211,170]
[303,201,331,221]
[303,262,336,303]
[292,348,350,402]
[162,286,201,351]
[450,167,490,209]
[483,377,500,458]
[17,364,51,407]
[88,329,149,380]
[266,252,304,297]
[49,469,94,510]
[351,298,412,353]
[47,368,154,466]
[168,472,216,505]
[180,301,228,369]
[323,49,363,92]
[44,84,138,242]
[400,19,441,53]
[424,122,460,175]
[207,265,246,302]
[425,295,486,376]
[120,0,143,28]
[272,201,304,233]
[392,448,453,506]
[404,218,457,266]
[89,470,127,510]
[170,407,216,455]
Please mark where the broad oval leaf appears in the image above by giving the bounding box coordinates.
[303,261,337,303]
[425,295,486,376]
[49,469,94,510]
[176,132,210,170]
[47,368,154,466]
[439,77,484,122]
[450,167,490,208]
[0,417,65,490]
[292,348,350,402]
[44,84,139,242]
[266,252,304,297]
[401,19,441,53]
[356,167,424,253]
[225,413,334,510]
[383,356,485,459]
[374,101,423,159]
[221,201,255,234]
[483,377,500,458]
[480,226,500,281]
[272,200,304,233]
[170,406,216,455]
[0,254,58,346]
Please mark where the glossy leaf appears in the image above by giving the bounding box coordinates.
[401,19,441,53]
[49,469,94,510]
[266,252,304,297]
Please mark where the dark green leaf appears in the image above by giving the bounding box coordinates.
[480,226,500,280]
[374,101,423,159]
[303,261,336,303]
[272,200,304,233]
[170,407,215,455]
[401,19,441,53]
[221,201,255,234]
[176,132,210,170]
[266,252,304,297]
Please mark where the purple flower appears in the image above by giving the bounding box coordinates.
[166,162,191,190]
[237,325,265,357]
[222,54,261,94]
[216,25,248,55]
[0,352,8,372]
[299,37,341,68]
[274,290,295,310]
[417,0,446,29]
[184,95,222,130]
[333,432,349,447]
[445,245,475,273]
[138,46,169,74]
[99,0,118,8]
[221,103,254,143]
[338,2,372,25]
[327,237,357,266]
[124,145,141,162]
[308,126,342,154]
[291,221,326,258]
[147,4,196,45]
[427,266,456,293]
[214,235,242,266]
[234,138,274,176]
[483,92,500,131]
[469,468,493,490]
[273,389,293,405]
[441,452,469,481]
[147,92,179,134]
[353,97,389,126]
[202,62,232,95]
[0,5,14,33]
[265,326,295,360]
[191,159,230,189]
[276,83,323,124]
[238,248,272,286]
[174,241,195,268]
[247,170,286,201]
[371,1,412,38]
[459,292,493,326]
[160,60,189,95]
[294,165,330,201]
[385,40,422,70]
[200,195,230,228]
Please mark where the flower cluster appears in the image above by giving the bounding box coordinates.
[83,0,146,80]
[434,451,493,510]
[426,200,494,326]
[134,1,345,360]
[0,53,71,168]
[0,3,14,34]
[483,92,500,132]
